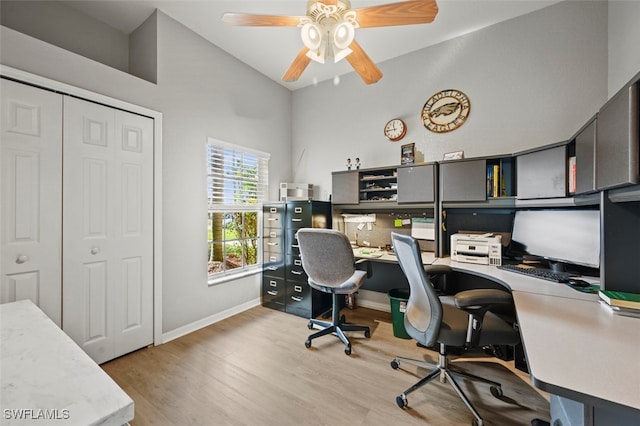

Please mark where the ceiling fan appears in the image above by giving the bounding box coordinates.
[222,0,439,85]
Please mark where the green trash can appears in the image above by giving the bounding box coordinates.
[388,288,411,339]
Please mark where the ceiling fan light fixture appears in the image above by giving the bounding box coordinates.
[333,46,353,63]
[332,20,355,50]
[301,22,322,50]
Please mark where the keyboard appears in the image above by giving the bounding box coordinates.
[497,264,573,283]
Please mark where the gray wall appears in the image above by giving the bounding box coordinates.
[608,0,640,97]
[0,11,292,334]
[291,0,610,201]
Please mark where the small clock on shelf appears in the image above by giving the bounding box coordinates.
[384,118,407,141]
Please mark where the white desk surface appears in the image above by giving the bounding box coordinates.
[433,258,640,413]
[353,247,437,265]
[0,300,134,426]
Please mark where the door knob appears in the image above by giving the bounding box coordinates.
[90,247,100,255]
[16,254,28,264]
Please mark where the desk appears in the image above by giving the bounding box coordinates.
[0,300,134,425]
[434,258,640,424]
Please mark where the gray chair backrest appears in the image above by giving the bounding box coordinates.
[391,232,443,347]
[297,228,356,287]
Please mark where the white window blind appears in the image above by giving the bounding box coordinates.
[207,139,269,207]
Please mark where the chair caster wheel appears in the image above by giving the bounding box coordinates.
[390,359,400,369]
[472,418,484,426]
[364,330,371,338]
[307,321,314,330]
[344,344,352,355]
[396,394,407,408]
[305,339,311,349]
[490,385,503,398]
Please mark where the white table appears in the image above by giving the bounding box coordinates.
[0,300,134,425]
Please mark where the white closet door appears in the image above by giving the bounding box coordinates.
[62,96,153,364]
[0,79,63,326]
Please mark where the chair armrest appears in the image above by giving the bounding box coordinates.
[454,289,512,310]
[454,289,513,348]
[355,258,373,278]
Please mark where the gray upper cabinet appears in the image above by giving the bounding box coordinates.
[517,145,567,199]
[574,118,597,194]
[595,82,639,190]
[331,170,359,204]
[397,164,435,203]
[439,159,487,202]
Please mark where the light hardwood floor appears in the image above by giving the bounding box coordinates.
[102,306,550,425]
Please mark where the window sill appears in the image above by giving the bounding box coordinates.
[207,266,262,287]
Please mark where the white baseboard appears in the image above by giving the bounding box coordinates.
[356,299,391,312]
[160,298,261,343]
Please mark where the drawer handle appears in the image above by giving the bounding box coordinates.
[294,259,302,266]
[292,218,302,222]
[291,270,303,275]
[266,266,278,271]
[294,285,303,292]
[267,290,278,296]
[269,281,277,287]
[16,254,29,264]
[269,232,277,238]
[269,256,277,262]
[270,208,277,213]
[267,217,278,221]
[294,207,302,213]
[291,296,303,302]
[267,242,278,246]
[291,244,299,248]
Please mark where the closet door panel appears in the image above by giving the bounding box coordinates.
[63,97,153,364]
[63,97,117,363]
[0,79,62,326]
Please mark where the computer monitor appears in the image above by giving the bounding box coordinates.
[510,209,601,270]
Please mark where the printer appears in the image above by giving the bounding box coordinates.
[451,233,502,266]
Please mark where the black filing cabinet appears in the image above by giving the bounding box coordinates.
[261,200,332,318]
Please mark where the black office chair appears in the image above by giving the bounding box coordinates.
[390,232,519,426]
[297,228,371,355]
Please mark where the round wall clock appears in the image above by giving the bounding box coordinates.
[383,118,407,141]
[421,89,471,133]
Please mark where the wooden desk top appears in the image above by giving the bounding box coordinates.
[0,300,134,425]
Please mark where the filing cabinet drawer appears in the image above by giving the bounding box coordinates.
[286,229,301,255]
[262,276,285,311]
[263,252,284,278]
[263,204,284,229]
[285,204,311,229]
[286,255,308,281]
[285,282,311,318]
[263,228,284,253]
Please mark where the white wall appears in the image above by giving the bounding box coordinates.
[607,0,640,97]
[0,11,292,334]
[291,0,609,200]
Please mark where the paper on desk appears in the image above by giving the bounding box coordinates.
[411,217,435,240]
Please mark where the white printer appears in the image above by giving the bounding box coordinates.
[451,233,502,266]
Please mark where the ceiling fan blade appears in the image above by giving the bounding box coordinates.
[345,40,383,85]
[355,0,439,28]
[222,13,304,27]
[282,47,312,82]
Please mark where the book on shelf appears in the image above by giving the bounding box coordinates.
[598,289,640,310]
[600,301,640,318]
[487,164,501,198]
[568,156,577,193]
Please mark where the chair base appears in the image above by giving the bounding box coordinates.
[305,293,370,355]
[391,343,503,426]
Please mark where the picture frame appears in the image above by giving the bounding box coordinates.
[401,143,415,165]
[443,150,464,161]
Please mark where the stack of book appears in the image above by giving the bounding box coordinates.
[598,290,640,318]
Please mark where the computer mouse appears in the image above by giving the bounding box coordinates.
[566,279,590,288]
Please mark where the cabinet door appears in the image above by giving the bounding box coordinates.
[596,83,639,190]
[517,145,567,199]
[331,171,359,204]
[575,119,597,194]
[397,164,435,203]
[62,97,153,364]
[440,159,486,202]
[0,79,63,326]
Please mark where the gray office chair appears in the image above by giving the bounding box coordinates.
[390,232,519,426]
[297,228,371,355]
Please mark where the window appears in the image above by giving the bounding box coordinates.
[207,138,269,282]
